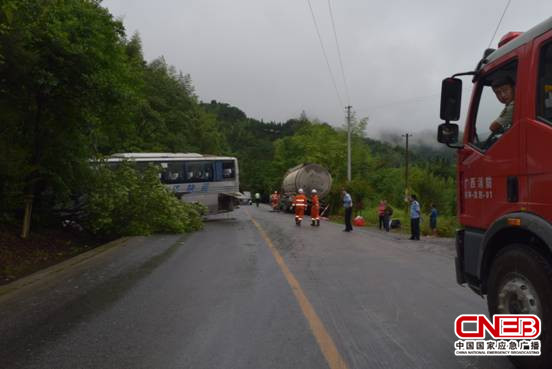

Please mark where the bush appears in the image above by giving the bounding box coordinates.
[420,213,459,237]
[83,162,203,237]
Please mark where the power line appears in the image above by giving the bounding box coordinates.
[306,0,343,108]
[327,0,350,105]
[486,0,512,49]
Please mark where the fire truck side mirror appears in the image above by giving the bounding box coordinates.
[440,77,462,121]
[437,123,459,144]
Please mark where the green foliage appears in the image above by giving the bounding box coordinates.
[346,178,373,213]
[203,101,298,194]
[133,58,225,154]
[410,167,456,215]
[420,214,459,237]
[273,122,349,182]
[0,0,135,215]
[84,163,203,237]
[366,167,405,207]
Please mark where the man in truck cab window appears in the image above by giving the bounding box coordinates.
[489,77,515,134]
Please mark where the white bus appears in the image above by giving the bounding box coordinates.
[106,153,240,213]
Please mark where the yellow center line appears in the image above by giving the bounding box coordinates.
[248,212,349,369]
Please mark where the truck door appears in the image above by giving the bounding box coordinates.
[526,31,552,219]
[460,60,522,229]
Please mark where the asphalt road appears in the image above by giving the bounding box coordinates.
[0,205,515,369]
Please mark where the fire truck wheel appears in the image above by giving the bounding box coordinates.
[487,244,552,369]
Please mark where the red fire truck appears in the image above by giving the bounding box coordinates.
[438,17,552,369]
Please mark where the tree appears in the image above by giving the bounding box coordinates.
[0,0,135,236]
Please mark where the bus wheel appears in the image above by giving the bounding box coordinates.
[487,244,552,369]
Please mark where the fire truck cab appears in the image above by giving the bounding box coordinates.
[438,17,552,369]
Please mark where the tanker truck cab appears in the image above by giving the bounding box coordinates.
[438,17,552,369]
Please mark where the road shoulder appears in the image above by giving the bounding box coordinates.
[0,237,130,301]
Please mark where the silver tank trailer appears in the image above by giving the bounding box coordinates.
[281,164,332,197]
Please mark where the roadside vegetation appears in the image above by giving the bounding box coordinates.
[84,163,205,237]
[0,0,457,282]
[351,206,459,238]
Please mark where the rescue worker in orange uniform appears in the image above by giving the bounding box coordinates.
[292,188,307,225]
[310,189,320,226]
[271,191,280,211]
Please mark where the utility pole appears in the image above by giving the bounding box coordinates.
[402,133,412,201]
[346,105,352,182]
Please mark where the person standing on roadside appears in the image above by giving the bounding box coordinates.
[292,189,307,226]
[383,200,393,232]
[342,189,353,232]
[409,194,421,240]
[271,191,280,211]
[254,192,261,207]
[310,189,320,226]
[429,203,438,237]
[377,200,386,230]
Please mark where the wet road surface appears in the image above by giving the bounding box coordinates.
[0,205,514,369]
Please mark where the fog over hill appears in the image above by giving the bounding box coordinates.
[368,128,455,161]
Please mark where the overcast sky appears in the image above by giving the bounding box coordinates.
[102,0,551,140]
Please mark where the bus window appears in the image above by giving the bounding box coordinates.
[185,162,214,182]
[161,162,185,184]
[222,161,235,179]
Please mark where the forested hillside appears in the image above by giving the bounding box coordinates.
[0,0,457,238]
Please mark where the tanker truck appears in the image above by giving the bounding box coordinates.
[279,164,332,213]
